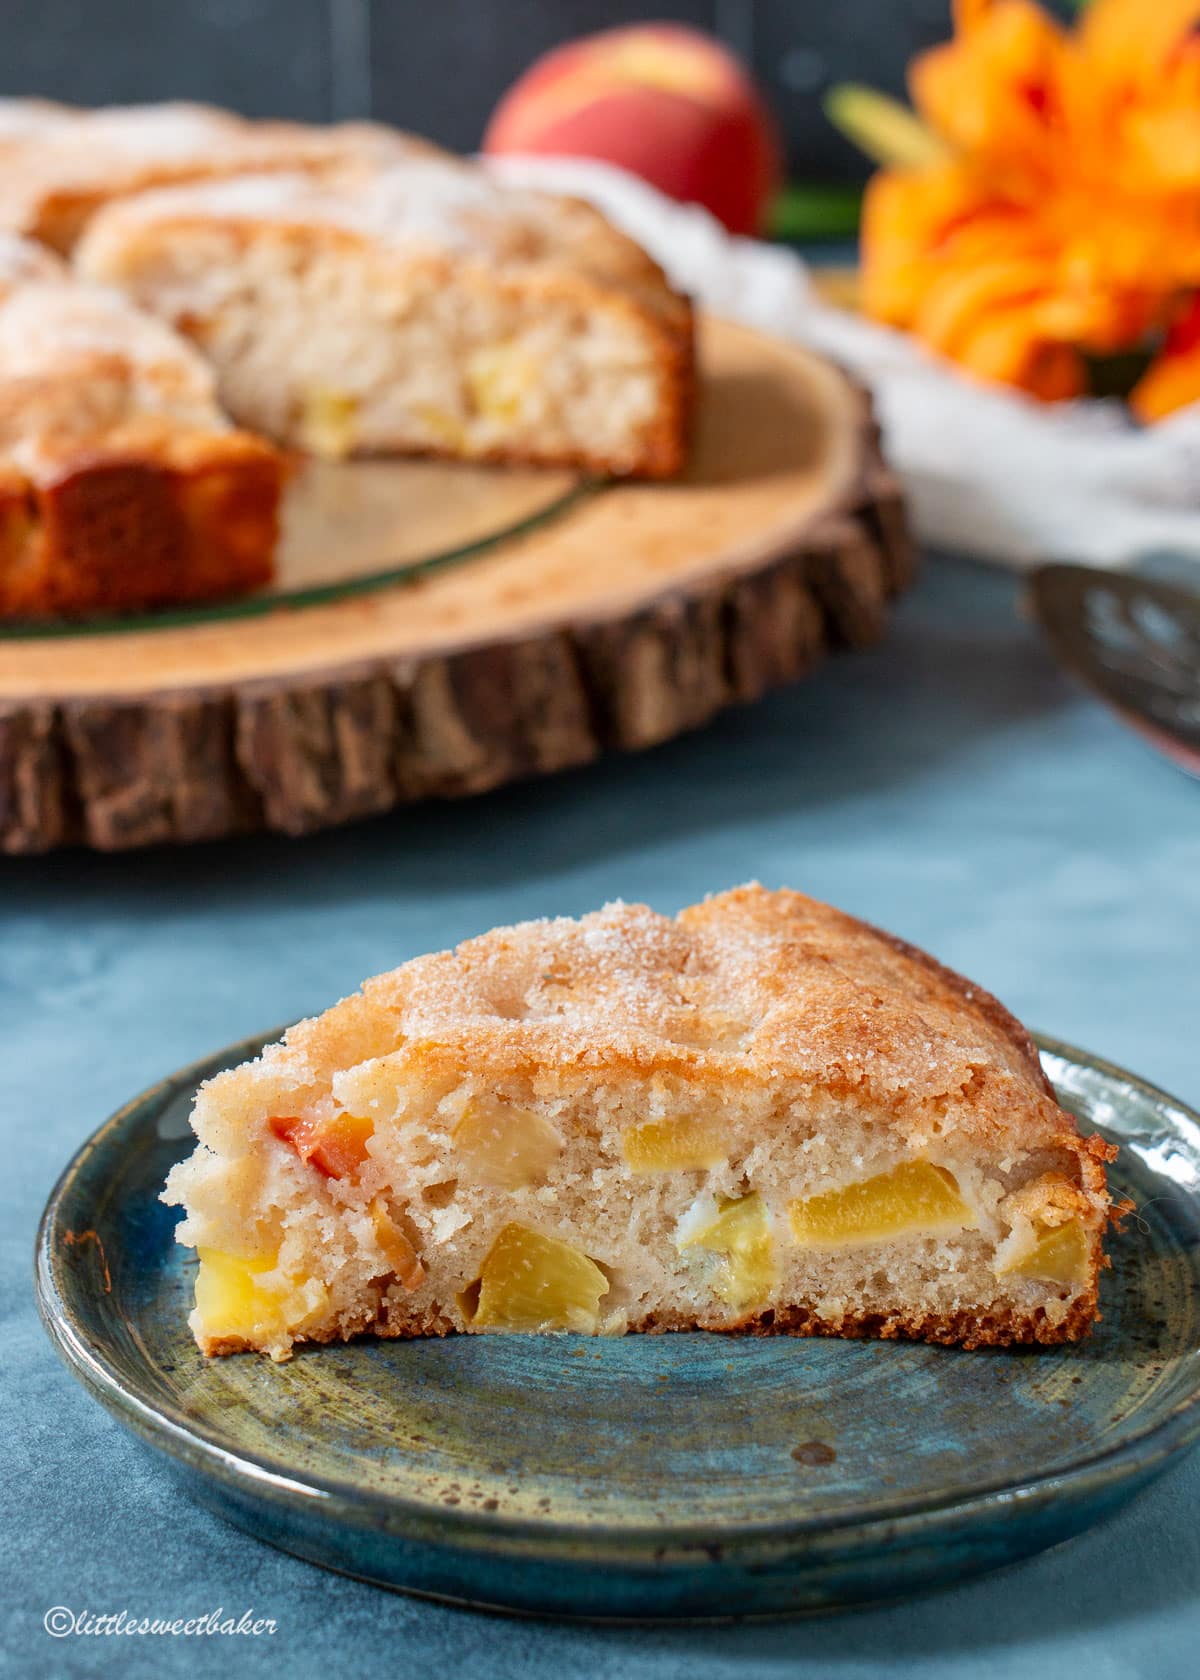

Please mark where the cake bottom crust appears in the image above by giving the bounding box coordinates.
[336,420,689,480]
[199,1290,1100,1359]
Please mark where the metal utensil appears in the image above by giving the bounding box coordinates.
[1029,562,1200,777]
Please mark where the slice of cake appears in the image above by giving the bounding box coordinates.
[0,271,284,617]
[75,159,694,476]
[163,886,1120,1360]
[0,102,425,252]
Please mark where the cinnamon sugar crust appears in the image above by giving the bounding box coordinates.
[283,885,1104,1169]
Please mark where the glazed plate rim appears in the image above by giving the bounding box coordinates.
[35,1027,1200,1562]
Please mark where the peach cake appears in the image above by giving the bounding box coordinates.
[163,885,1119,1361]
[0,99,692,615]
[0,238,284,616]
[76,156,693,476]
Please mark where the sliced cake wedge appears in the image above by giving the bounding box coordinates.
[163,886,1120,1360]
[75,159,694,476]
[0,269,284,617]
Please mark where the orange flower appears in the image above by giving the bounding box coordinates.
[851,0,1200,417]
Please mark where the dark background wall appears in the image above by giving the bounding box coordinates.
[0,1,956,183]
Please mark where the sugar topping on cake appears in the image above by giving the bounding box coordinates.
[0,279,227,478]
[80,159,598,261]
[344,887,1062,1133]
[55,101,244,158]
[0,232,65,298]
[0,280,218,396]
[0,97,75,143]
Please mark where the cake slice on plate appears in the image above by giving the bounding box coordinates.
[164,886,1119,1360]
[75,157,694,476]
[0,263,284,617]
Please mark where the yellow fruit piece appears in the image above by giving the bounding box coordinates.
[462,1223,609,1332]
[1000,1218,1090,1287]
[621,1116,727,1173]
[416,404,468,449]
[194,1247,328,1343]
[789,1161,976,1249]
[453,1102,561,1190]
[299,387,359,458]
[466,344,538,425]
[679,1193,776,1311]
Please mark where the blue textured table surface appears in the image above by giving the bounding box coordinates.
[6,556,1198,1679]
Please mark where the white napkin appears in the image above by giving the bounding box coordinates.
[490,155,1200,571]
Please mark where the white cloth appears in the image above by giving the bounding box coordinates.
[490,155,1200,570]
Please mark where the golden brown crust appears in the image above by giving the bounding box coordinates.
[0,274,285,617]
[635,1294,1102,1347]
[864,921,1056,1100]
[0,434,283,617]
[198,1298,459,1359]
[203,1290,1100,1358]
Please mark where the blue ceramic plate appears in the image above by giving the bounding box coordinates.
[35,1032,1200,1620]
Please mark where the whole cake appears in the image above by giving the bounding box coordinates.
[164,886,1120,1360]
[0,252,284,617]
[0,99,695,617]
[76,159,693,475]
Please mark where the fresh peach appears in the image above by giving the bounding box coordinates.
[483,23,781,236]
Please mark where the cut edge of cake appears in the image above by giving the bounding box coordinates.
[75,161,695,478]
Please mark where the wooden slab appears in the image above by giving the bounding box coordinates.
[0,315,914,852]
